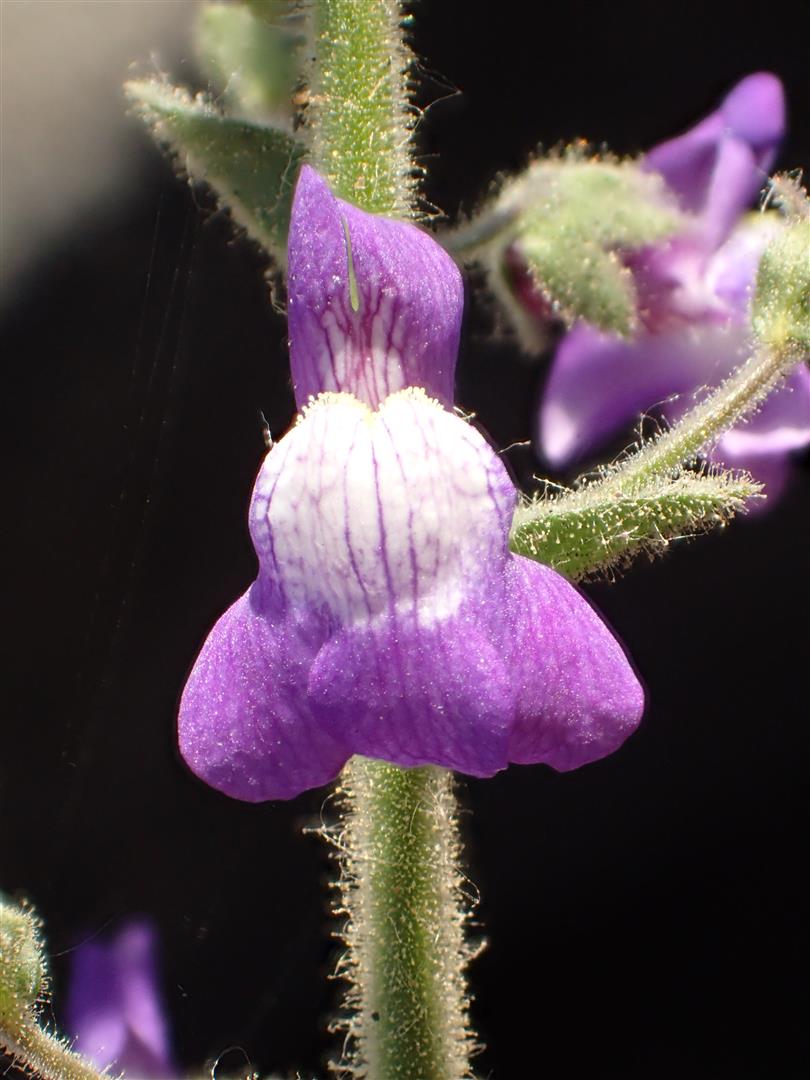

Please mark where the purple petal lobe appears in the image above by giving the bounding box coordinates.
[178,592,349,802]
[66,920,175,1078]
[287,166,463,409]
[719,365,810,454]
[263,390,515,778]
[698,135,761,251]
[505,559,645,770]
[709,212,784,311]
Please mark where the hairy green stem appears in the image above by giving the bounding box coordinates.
[308,0,415,216]
[0,1024,108,1080]
[307,3,474,1076]
[330,762,476,1079]
[603,344,800,493]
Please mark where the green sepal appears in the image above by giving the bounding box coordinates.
[125,80,306,261]
[514,160,681,335]
[511,469,761,581]
[196,2,303,121]
[450,155,683,343]
[752,194,810,361]
[571,163,679,245]
[0,898,45,1021]
[520,231,636,335]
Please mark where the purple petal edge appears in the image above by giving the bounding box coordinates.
[287,166,464,409]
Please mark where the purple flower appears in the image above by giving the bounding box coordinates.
[178,166,644,803]
[538,73,810,501]
[65,920,176,1078]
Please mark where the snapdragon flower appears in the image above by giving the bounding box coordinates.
[178,166,644,803]
[539,73,810,500]
[65,920,175,1078]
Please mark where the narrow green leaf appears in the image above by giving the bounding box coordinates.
[449,155,683,338]
[125,80,305,261]
[511,470,761,581]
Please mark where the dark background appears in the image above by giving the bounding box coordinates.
[3,1,810,1076]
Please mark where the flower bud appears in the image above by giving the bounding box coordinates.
[753,213,810,360]
[0,898,45,1019]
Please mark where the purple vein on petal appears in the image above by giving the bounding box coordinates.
[287,166,464,409]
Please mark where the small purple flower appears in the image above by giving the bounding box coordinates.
[538,73,810,501]
[65,920,176,1078]
[178,166,644,803]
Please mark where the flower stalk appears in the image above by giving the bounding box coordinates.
[329,762,476,1079]
[307,3,476,1076]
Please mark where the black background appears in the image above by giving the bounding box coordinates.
[3,2,810,1077]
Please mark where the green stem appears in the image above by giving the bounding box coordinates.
[332,761,475,1079]
[0,1023,109,1080]
[307,4,475,1075]
[308,0,415,216]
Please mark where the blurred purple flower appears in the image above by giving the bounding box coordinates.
[66,920,175,1078]
[177,166,644,803]
[538,73,810,501]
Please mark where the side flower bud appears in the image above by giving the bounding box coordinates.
[0,898,46,1023]
[753,193,810,360]
[449,154,683,349]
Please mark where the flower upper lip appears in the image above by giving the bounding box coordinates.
[287,165,464,411]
